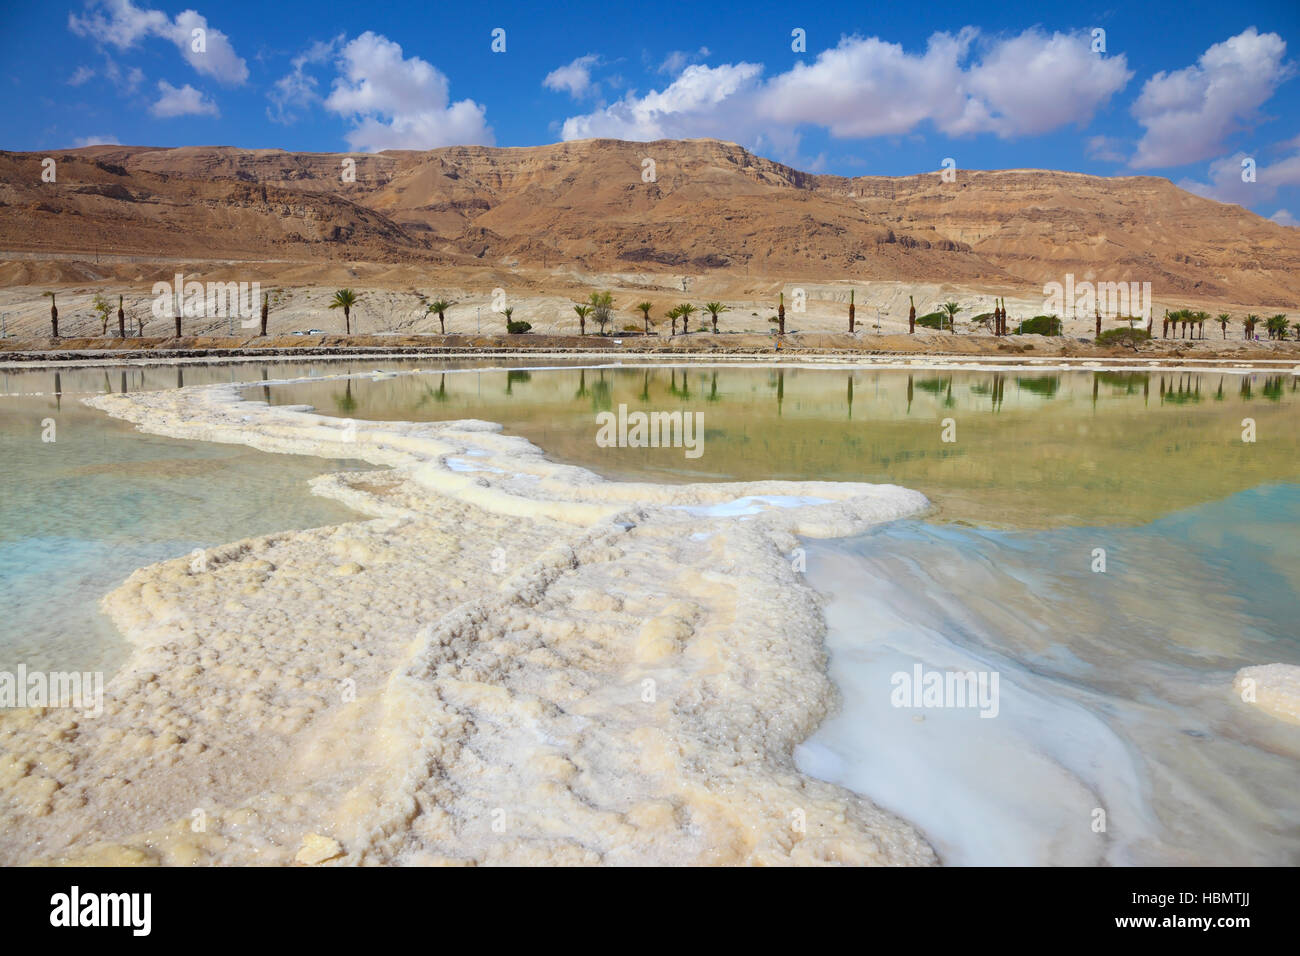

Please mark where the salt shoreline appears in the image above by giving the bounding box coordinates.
[1,372,937,865]
[7,363,1296,865]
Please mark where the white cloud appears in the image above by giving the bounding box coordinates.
[71,134,120,147]
[562,29,1131,148]
[544,54,601,98]
[1179,147,1300,205]
[268,36,342,124]
[560,61,763,142]
[1270,209,1298,226]
[1086,135,1126,163]
[759,32,974,138]
[101,59,145,93]
[69,0,248,84]
[150,80,219,118]
[324,32,492,151]
[956,29,1134,136]
[68,65,95,86]
[1131,28,1292,168]
[658,47,709,75]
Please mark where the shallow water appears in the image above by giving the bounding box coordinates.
[259,365,1300,528]
[259,363,1300,864]
[3,360,1297,865]
[0,362,383,674]
[796,485,1300,865]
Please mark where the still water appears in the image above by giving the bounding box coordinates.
[3,360,1297,864]
[262,363,1300,864]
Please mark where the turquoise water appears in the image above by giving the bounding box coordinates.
[797,484,1300,865]
[0,363,375,674]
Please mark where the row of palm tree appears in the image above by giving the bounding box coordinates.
[33,287,1298,342]
[35,288,333,337]
[1160,308,1298,340]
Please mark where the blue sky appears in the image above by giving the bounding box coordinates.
[6,0,1299,221]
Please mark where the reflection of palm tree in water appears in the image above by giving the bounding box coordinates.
[846,373,853,419]
[707,371,720,403]
[415,374,450,409]
[639,369,652,403]
[590,369,613,411]
[906,374,913,414]
[333,380,357,414]
[668,369,690,400]
[574,369,589,400]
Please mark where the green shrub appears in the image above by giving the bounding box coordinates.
[1013,315,1062,336]
[1095,327,1151,347]
[506,320,532,334]
[916,312,948,330]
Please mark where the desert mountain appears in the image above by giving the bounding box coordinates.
[1,138,1297,307]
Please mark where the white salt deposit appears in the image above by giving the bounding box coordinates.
[0,374,934,866]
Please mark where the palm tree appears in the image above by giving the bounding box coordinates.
[703,301,728,333]
[777,292,785,335]
[848,289,856,333]
[329,288,359,334]
[908,295,916,334]
[426,298,451,334]
[941,301,962,334]
[1244,313,1259,340]
[588,290,614,335]
[678,303,698,335]
[260,293,270,336]
[1195,311,1209,339]
[117,294,126,338]
[665,305,680,336]
[1267,314,1289,340]
[635,301,653,334]
[1217,313,1230,339]
[501,306,514,329]
[43,291,58,337]
[573,303,591,336]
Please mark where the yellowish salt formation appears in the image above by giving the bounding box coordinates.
[295,833,343,865]
[0,373,937,866]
